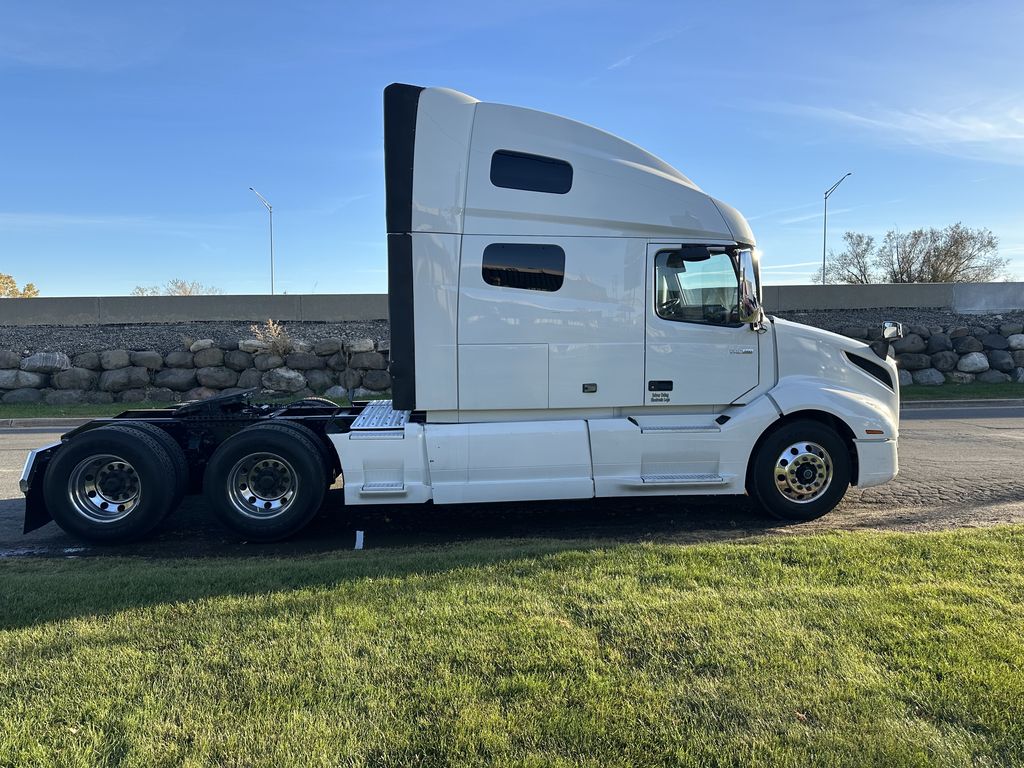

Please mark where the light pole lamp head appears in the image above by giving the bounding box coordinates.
[824,172,853,200]
[249,186,272,212]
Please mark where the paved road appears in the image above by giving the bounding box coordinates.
[2,410,1022,558]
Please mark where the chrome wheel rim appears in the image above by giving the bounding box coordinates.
[226,452,298,520]
[774,442,833,504]
[67,454,141,523]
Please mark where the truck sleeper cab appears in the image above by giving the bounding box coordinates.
[19,84,901,543]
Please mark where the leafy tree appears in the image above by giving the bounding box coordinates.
[819,223,1008,284]
[0,273,39,297]
[131,279,223,296]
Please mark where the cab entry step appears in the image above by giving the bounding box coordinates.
[639,473,728,486]
[350,400,411,431]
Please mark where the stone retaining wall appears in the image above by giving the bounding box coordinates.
[841,321,1024,386]
[1,317,1022,406]
[0,336,391,405]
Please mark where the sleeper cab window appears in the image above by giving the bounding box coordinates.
[654,248,741,326]
[490,150,573,194]
[482,243,565,292]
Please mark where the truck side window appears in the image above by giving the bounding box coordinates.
[654,249,740,326]
[482,243,565,292]
[490,150,573,194]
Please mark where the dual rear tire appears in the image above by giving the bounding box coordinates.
[43,424,183,543]
[202,422,329,541]
[44,421,331,543]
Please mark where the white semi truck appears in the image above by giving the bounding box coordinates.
[19,83,902,543]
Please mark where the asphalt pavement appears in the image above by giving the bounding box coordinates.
[1,408,1022,558]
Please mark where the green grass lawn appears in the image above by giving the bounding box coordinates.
[2,528,1022,767]
[901,381,1024,401]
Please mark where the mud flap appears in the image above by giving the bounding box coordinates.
[22,446,57,534]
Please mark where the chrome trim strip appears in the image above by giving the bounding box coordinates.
[20,442,60,494]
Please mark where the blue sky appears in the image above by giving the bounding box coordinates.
[1,0,1022,296]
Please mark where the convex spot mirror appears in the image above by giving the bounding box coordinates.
[738,249,763,325]
[882,321,904,340]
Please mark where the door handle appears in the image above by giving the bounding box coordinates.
[729,347,755,355]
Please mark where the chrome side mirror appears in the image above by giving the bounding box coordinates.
[738,249,763,325]
[882,321,904,341]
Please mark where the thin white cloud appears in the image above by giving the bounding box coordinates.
[0,211,235,234]
[761,261,821,270]
[779,101,1024,165]
[780,207,852,225]
[0,7,182,71]
[601,28,687,75]
[746,202,819,222]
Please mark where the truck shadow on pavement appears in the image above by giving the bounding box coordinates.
[149,491,787,557]
[3,490,790,560]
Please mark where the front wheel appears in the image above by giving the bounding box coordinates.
[203,423,328,541]
[749,419,851,522]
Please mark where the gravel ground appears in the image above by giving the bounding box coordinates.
[774,307,1024,334]
[0,320,391,355]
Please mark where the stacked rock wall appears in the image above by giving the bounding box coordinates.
[840,321,1024,387]
[0,337,391,405]
[2,313,1023,405]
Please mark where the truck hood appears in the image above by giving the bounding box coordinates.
[770,317,900,435]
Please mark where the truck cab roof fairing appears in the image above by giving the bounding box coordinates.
[396,85,749,242]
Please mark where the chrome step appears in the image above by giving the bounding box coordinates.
[639,473,728,486]
[639,425,721,434]
[348,431,405,440]
[360,481,406,495]
[351,400,411,430]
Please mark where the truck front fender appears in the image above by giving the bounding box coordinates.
[767,375,899,440]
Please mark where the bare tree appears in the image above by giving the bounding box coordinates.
[0,273,39,297]
[924,223,1005,282]
[131,279,223,296]
[819,224,1007,284]
[814,232,877,284]
[875,224,1005,283]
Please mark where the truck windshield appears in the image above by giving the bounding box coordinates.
[655,249,740,326]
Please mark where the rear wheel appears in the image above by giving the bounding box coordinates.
[749,419,851,522]
[203,423,328,541]
[117,422,189,513]
[43,425,177,543]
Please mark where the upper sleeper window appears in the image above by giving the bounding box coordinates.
[482,243,565,292]
[490,150,573,194]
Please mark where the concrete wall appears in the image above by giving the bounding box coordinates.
[762,282,1023,313]
[0,294,389,326]
[952,283,1024,313]
[0,283,1020,326]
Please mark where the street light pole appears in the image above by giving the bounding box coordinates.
[249,187,274,295]
[822,172,852,285]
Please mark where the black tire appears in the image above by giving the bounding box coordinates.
[749,419,851,522]
[42,425,177,543]
[203,422,328,541]
[268,420,337,482]
[118,422,189,513]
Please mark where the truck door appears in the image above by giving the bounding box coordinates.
[644,243,759,406]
